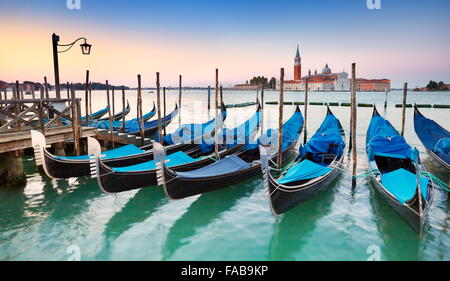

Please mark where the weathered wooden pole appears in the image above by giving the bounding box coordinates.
[112,87,115,120]
[121,86,126,132]
[85,70,90,125]
[66,82,70,99]
[89,82,92,116]
[15,81,20,130]
[31,86,35,99]
[40,85,44,99]
[207,85,211,111]
[137,74,145,145]
[261,85,264,108]
[384,90,388,109]
[44,76,49,99]
[106,80,114,148]
[163,86,167,135]
[256,88,259,104]
[219,85,225,107]
[156,73,163,144]
[71,85,80,156]
[351,63,357,185]
[178,74,182,125]
[303,78,309,144]
[214,69,219,159]
[401,82,408,136]
[277,68,284,169]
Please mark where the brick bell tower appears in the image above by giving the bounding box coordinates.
[294,45,302,82]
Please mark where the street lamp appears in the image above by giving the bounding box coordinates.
[52,33,92,98]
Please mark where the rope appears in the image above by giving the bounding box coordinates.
[420,171,450,192]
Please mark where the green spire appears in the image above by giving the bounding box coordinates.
[296,45,300,57]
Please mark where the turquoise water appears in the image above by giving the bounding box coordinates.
[0,90,449,261]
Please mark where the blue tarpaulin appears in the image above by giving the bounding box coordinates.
[54,144,144,160]
[366,114,412,160]
[300,111,345,160]
[157,110,227,145]
[176,155,251,178]
[381,168,429,203]
[414,110,450,165]
[199,109,261,153]
[112,151,197,172]
[95,105,156,130]
[277,159,332,184]
[126,105,178,133]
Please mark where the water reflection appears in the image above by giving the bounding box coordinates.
[368,185,421,260]
[162,178,258,260]
[268,177,338,260]
[97,187,168,259]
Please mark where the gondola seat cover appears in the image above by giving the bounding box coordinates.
[159,110,227,145]
[277,159,332,184]
[434,138,450,161]
[112,151,197,172]
[176,155,251,179]
[54,144,144,160]
[300,113,345,159]
[200,110,261,153]
[381,168,429,204]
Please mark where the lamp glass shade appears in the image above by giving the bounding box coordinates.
[80,42,91,55]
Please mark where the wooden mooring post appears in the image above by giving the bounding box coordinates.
[214,69,219,159]
[121,86,126,132]
[351,63,357,186]
[106,80,114,148]
[303,78,309,144]
[71,85,81,156]
[178,74,182,125]
[277,68,284,169]
[89,82,92,116]
[137,74,145,146]
[85,70,90,125]
[207,85,211,111]
[156,72,163,144]
[44,76,49,99]
[401,82,408,136]
[163,86,167,135]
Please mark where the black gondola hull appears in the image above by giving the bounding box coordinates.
[268,165,341,215]
[163,145,297,199]
[42,143,196,179]
[97,145,243,193]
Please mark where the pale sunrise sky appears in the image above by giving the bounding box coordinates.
[1,0,450,88]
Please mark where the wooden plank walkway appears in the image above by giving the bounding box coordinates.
[0,126,96,154]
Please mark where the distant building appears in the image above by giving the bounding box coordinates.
[277,46,391,92]
[233,83,261,90]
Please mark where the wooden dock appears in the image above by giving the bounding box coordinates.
[0,126,96,154]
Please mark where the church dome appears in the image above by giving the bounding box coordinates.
[322,64,332,74]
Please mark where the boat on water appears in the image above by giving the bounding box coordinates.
[96,100,131,122]
[260,106,345,215]
[126,104,179,137]
[414,105,450,170]
[154,106,303,200]
[93,104,261,193]
[366,106,435,236]
[81,106,109,123]
[95,102,156,131]
[30,105,227,179]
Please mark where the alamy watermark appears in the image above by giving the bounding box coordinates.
[67,0,81,10]
[367,0,381,10]
[66,244,81,261]
[366,245,381,261]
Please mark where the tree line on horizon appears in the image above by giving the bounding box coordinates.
[245,76,276,89]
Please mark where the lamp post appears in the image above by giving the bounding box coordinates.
[52,33,92,98]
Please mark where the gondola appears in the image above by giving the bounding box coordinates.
[414,105,450,170]
[154,106,304,200]
[95,100,131,122]
[30,105,227,179]
[260,106,345,215]
[93,104,262,193]
[365,106,435,236]
[126,104,178,137]
[81,106,109,123]
[95,102,156,131]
